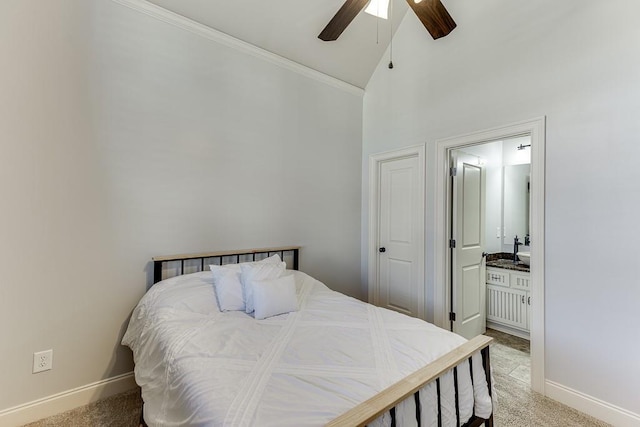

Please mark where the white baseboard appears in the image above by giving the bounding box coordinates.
[0,372,137,427]
[546,380,640,427]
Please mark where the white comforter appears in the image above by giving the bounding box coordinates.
[122,271,492,426]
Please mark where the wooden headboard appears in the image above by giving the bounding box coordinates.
[152,246,300,284]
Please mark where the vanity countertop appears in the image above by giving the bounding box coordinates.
[486,252,530,272]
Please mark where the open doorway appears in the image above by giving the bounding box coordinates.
[451,136,531,338]
[433,117,546,394]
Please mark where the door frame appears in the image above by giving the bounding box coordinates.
[434,117,546,394]
[368,144,426,319]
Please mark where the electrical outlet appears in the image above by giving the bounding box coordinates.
[33,349,53,373]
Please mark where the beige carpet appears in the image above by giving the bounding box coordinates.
[25,330,610,426]
[486,328,610,427]
[23,389,142,427]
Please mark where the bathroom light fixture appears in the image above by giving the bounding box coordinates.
[365,0,390,19]
[517,144,531,150]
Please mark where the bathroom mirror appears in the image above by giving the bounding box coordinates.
[502,164,530,245]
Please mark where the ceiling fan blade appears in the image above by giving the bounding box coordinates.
[318,0,370,41]
[406,0,456,40]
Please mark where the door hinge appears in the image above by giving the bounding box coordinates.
[449,239,456,249]
[449,312,456,322]
[449,166,457,177]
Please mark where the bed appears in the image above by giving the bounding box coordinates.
[122,247,494,426]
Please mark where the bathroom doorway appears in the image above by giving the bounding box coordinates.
[433,117,546,393]
[451,136,531,339]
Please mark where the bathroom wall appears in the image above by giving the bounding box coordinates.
[458,142,503,254]
[457,136,531,255]
[501,136,531,252]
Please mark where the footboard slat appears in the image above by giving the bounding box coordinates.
[326,335,493,427]
[454,366,460,425]
[436,378,442,427]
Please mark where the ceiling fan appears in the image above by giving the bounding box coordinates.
[318,0,456,41]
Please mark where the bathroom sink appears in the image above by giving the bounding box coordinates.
[517,251,531,266]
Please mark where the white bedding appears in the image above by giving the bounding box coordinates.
[122,270,492,426]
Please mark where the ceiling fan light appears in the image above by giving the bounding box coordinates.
[364,0,390,19]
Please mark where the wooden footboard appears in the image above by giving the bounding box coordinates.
[327,335,494,427]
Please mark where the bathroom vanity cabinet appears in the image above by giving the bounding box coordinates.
[486,267,530,338]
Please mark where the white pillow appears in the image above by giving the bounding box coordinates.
[211,267,245,311]
[252,274,298,320]
[208,254,282,311]
[240,262,286,313]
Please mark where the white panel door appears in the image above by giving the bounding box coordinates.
[452,151,486,338]
[378,156,420,318]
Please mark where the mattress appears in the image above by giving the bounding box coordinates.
[122,270,492,426]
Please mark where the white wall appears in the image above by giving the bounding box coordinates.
[501,136,531,252]
[502,136,531,166]
[363,0,640,420]
[0,0,362,414]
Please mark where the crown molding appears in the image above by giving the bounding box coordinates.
[110,0,365,97]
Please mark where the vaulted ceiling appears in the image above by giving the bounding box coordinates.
[145,0,413,88]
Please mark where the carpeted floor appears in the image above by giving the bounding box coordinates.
[486,328,610,427]
[23,389,142,427]
[24,329,610,426]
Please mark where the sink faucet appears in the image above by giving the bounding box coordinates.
[513,235,521,262]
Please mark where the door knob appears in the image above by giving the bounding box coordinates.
[379,247,386,253]
[482,252,488,258]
